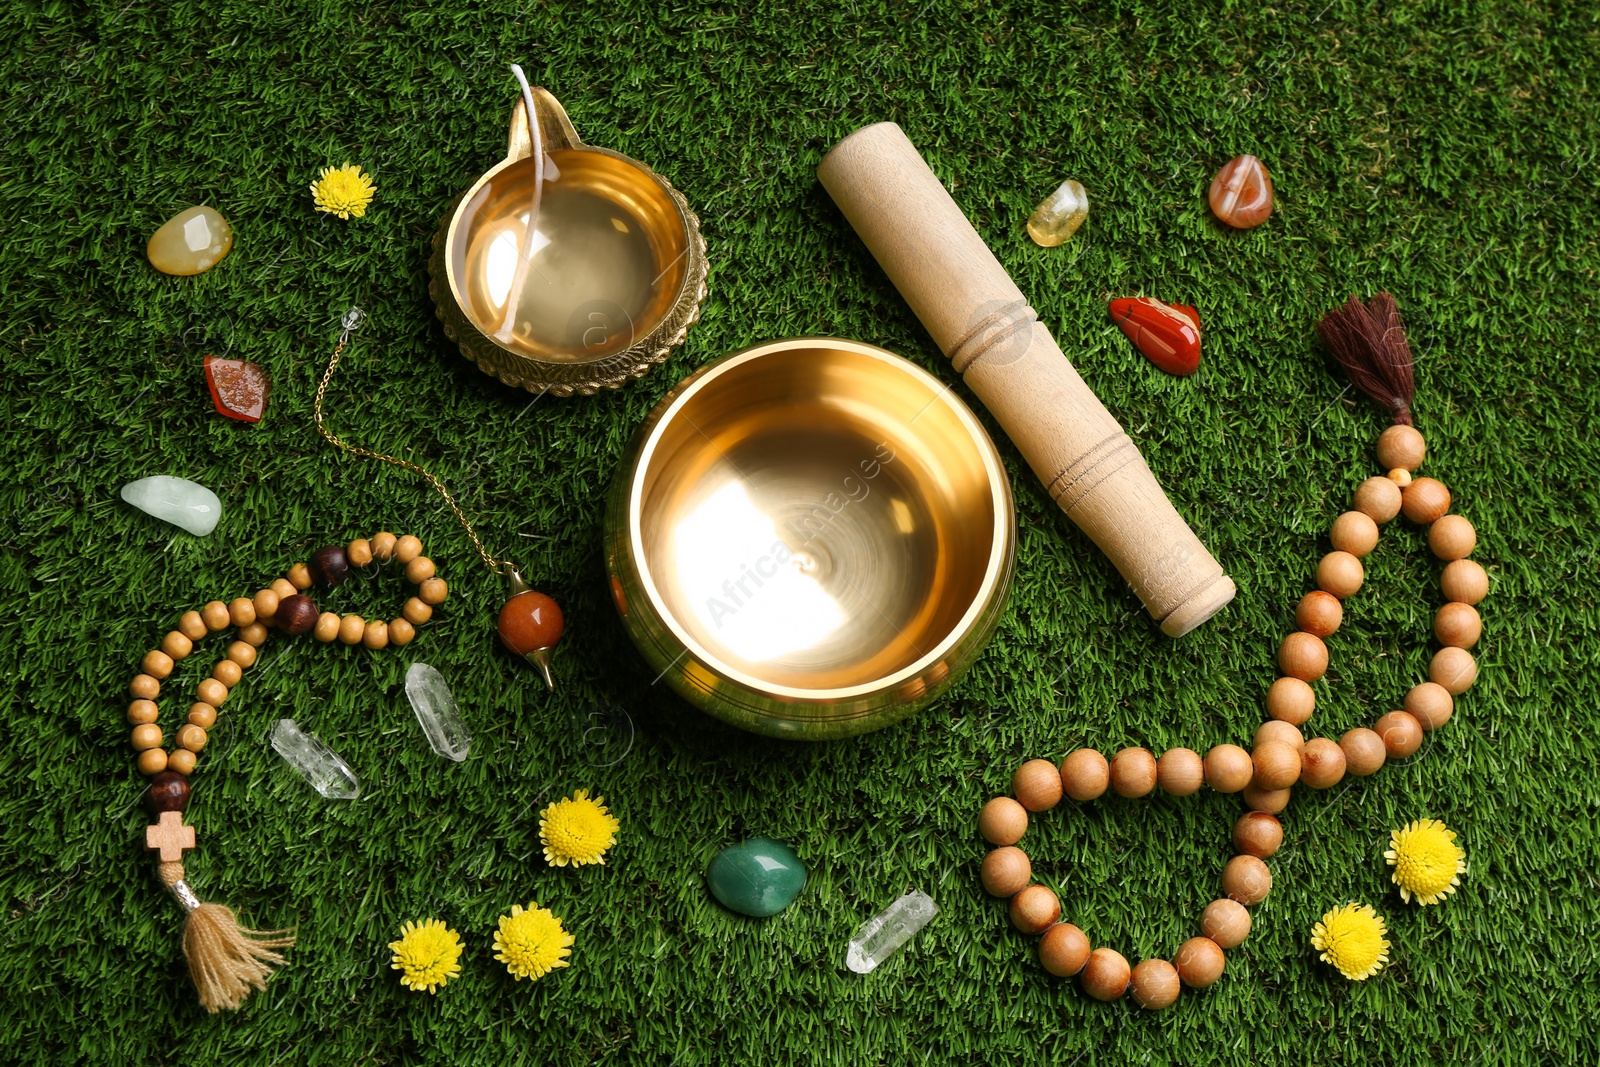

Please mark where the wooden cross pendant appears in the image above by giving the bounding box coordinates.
[145,810,196,863]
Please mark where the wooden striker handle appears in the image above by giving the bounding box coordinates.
[818,122,1235,637]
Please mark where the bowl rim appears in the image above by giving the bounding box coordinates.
[626,337,1014,701]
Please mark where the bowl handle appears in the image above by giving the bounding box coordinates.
[506,88,581,162]
[818,122,1235,638]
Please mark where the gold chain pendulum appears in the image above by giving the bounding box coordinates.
[314,307,565,688]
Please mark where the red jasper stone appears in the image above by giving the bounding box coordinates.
[1109,297,1202,376]
[203,355,270,422]
[1209,154,1274,229]
[498,590,564,655]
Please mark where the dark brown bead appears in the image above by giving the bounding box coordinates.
[276,593,320,635]
[146,771,190,813]
[309,545,350,588]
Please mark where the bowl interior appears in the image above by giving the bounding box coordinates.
[448,147,690,363]
[633,343,1005,693]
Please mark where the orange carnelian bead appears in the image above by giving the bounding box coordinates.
[498,590,564,655]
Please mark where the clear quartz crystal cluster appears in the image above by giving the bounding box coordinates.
[270,719,360,799]
[846,890,937,973]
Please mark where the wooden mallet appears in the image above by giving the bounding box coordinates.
[818,122,1235,636]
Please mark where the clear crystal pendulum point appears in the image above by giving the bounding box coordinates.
[846,890,938,973]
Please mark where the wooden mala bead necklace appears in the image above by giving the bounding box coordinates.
[131,533,450,1012]
[977,293,1486,1007]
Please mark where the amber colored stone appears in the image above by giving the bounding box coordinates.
[1209,155,1274,229]
[1110,297,1202,376]
[1026,179,1089,246]
[147,205,233,275]
[146,771,191,813]
[309,546,351,588]
[498,590,564,654]
[202,356,269,422]
[276,593,319,635]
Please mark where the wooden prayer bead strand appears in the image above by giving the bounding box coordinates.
[984,403,1484,1006]
[127,536,438,780]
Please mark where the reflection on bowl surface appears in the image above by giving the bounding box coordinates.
[450,148,690,362]
[609,339,1016,737]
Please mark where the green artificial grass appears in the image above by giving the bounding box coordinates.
[4,1,1599,1063]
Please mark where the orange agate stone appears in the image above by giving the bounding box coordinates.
[498,590,564,655]
[1209,155,1274,229]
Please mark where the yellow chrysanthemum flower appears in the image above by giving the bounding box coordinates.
[1385,818,1467,905]
[310,163,376,219]
[539,788,620,867]
[1311,902,1391,981]
[493,902,574,981]
[388,918,463,993]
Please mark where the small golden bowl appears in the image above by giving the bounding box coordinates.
[605,338,1017,739]
[428,88,708,395]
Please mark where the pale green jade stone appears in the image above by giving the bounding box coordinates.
[119,476,222,536]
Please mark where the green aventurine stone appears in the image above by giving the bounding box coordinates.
[707,837,806,917]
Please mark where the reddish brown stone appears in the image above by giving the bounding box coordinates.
[1110,297,1202,376]
[203,356,269,422]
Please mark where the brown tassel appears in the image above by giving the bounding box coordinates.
[1316,292,1416,425]
[159,861,295,1013]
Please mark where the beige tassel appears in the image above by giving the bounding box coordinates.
[159,861,295,1013]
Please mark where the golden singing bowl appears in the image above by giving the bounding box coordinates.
[604,338,1017,739]
[428,88,708,396]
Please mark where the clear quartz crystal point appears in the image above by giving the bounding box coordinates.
[404,662,471,762]
[846,889,937,974]
[270,719,360,799]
